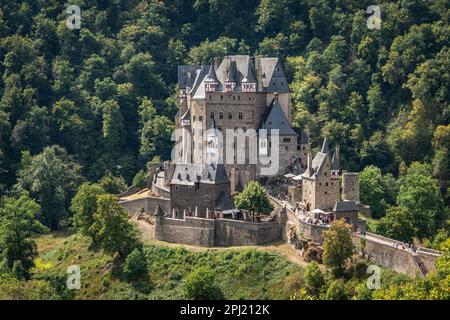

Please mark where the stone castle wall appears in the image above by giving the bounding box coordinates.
[119,196,170,216]
[154,215,281,247]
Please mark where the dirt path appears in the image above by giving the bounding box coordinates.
[133,219,311,268]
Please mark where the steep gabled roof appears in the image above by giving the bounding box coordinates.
[225,60,237,82]
[263,99,296,135]
[320,137,330,154]
[171,163,229,186]
[204,63,218,82]
[242,58,256,83]
[215,191,234,211]
[331,151,340,171]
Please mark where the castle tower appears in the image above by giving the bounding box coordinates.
[204,63,218,92]
[342,172,360,202]
[180,108,192,163]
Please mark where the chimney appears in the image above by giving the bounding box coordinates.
[307,153,312,176]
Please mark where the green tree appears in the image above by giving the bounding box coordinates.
[183,266,223,300]
[359,165,387,218]
[71,183,106,239]
[377,206,416,242]
[0,194,47,279]
[98,173,127,195]
[234,181,274,221]
[397,162,445,239]
[304,261,325,296]
[324,279,348,300]
[15,146,82,230]
[91,194,138,258]
[322,220,354,277]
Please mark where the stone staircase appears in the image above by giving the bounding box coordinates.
[411,253,428,277]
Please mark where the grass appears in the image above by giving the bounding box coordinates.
[32,233,305,300]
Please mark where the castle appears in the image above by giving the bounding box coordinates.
[118,55,440,277]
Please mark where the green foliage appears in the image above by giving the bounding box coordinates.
[71,183,106,239]
[183,266,223,300]
[397,162,445,239]
[91,194,139,258]
[303,262,324,296]
[98,173,127,195]
[0,193,47,279]
[132,170,147,189]
[377,207,416,242]
[0,275,59,299]
[14,145,82,230]
[322,220,354,277]
[121,248,148,281]
[234,181,273,220]
[359,165,387,218]
[324,279,348,300]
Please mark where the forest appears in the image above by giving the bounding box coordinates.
[0,0,449,300]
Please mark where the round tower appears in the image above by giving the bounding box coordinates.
[342,172,360,202]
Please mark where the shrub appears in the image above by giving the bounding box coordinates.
[121,248,148,280]
[183,267,223,300]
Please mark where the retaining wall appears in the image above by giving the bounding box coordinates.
[154,215,281,247]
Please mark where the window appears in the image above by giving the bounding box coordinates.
[220,95,223,100]
[210,112,214,119]
[219,112,224,119]
[228,113,232,119]
[285,146,288,151]
[239,112,243,120]
[193,115,196,121]
[326,182,329,186]
[283,138,291,143]
[199,116,203,121]
[175,186,179,191]
[297,145,300,150]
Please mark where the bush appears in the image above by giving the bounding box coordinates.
[183,267,223,300]
[324,279,348,300]
[121,248,148,280]
[304,262,325,296]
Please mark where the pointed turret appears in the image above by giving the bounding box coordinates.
[225,60,237,92]
[205,62,218,92]
[331,146,340,171]
[242,57,257,92]
[320,137,330,154]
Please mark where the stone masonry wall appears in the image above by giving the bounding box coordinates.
[119,197,170,216]
[154,215,281,247]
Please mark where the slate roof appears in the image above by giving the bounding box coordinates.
[215,191,235,211]
[333,200,358,212]
[262,99,296,135]
[331,151,340,171]
[302,137,331,179]
[181,108,191,121]
[321,137,330,154]
[204,63,218,82]
[171,163,229,185]
[178,65,208,89]
[242,58,256,83]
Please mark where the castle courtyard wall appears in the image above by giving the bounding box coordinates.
[154,215,281,247]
